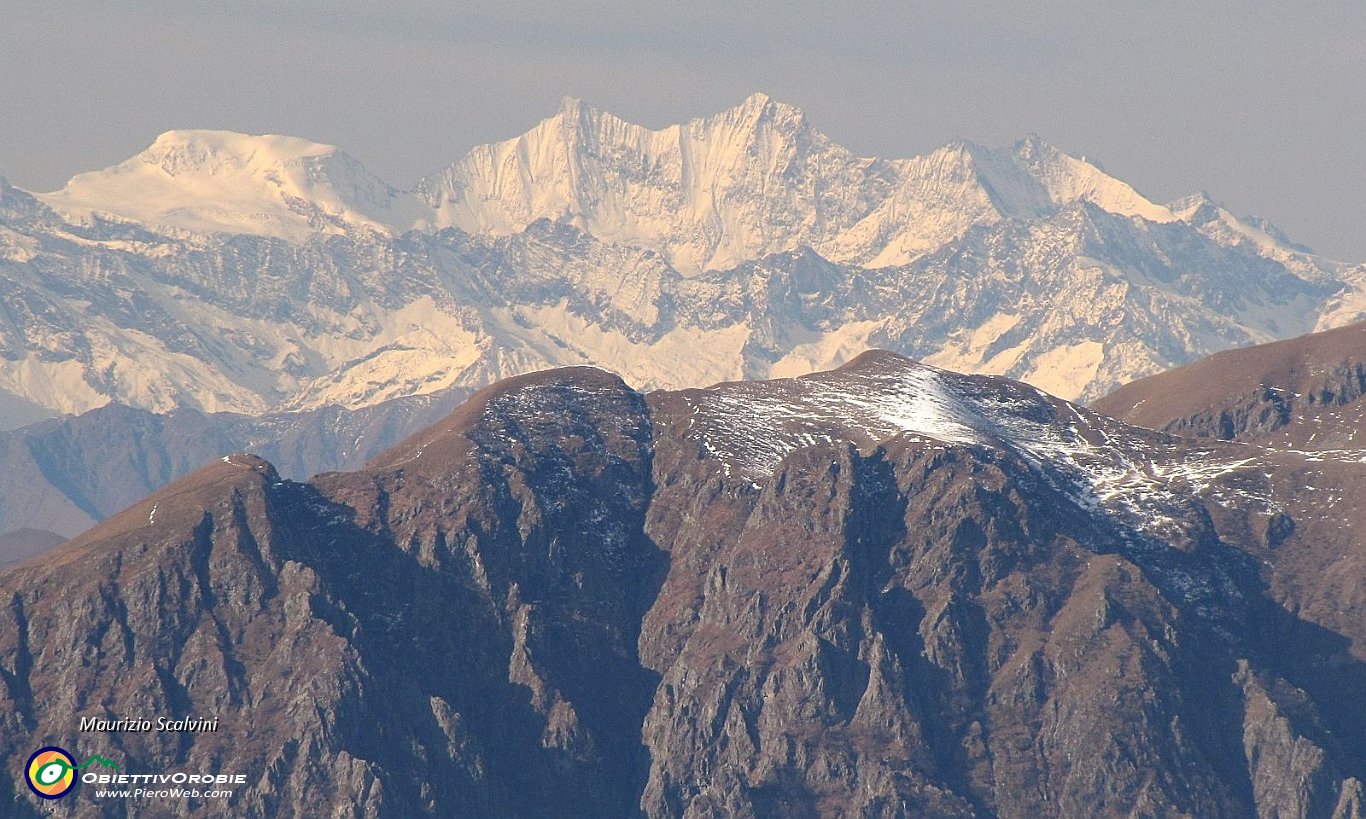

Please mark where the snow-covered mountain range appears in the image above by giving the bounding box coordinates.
[2,93,1362,425]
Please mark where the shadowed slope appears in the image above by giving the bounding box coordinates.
[1,356,1363,817]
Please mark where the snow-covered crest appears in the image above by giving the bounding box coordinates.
[0,96,1357,422]
[421,95,1189,274]
[32,96,1196,268]
[682,352,1269,539]
[38,129,429,241]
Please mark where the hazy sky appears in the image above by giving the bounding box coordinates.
[3,1,1364,259]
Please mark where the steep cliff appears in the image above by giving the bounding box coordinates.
[2,356,1363,817]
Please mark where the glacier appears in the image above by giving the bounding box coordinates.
[0,93,1361,425]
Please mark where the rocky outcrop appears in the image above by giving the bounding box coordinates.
[2,356,1364,817]
[1236,661,1364,819]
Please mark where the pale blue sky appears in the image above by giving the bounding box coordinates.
[3,1,1363,259]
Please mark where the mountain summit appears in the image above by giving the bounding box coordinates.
[29,97,1217,269]
[0,95,1361,421]
[420,92,863,272]
[38,129,429,240]
[420,95,1187,273]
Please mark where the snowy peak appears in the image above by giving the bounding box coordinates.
[1163,190,1352,311]
[1169,191,1310,253]
[142,129,335,175]
[1006,134,1176,223]
[827,134,1178,266]
[423,98,1198,272]
[421,93,885,272]
[37,129,428,241]
[1168,191,1222,223]
[844,139,1044,265]
[18,99,1234,265]
[695,91,811,136]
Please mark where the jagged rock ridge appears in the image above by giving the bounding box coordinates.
[2,354,1363,817]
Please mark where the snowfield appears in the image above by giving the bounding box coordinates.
[0,95,1361,424]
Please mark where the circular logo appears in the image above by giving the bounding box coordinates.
[25,746,77,800]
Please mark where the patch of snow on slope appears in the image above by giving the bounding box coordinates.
[689,361,991,478]
[838,365,984,445]
[690,357,1267,541]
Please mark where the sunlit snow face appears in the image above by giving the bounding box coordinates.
[682,356,1272,546]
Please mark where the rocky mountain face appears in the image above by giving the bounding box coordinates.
[1095,320,1366,448]
[0,384,471,539]
[2,354,1363,817]
[1,96,1361,423]
[420,96,1181,274]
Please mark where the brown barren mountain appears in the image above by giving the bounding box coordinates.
[1094,320,1366,449]
[1,354,1364,817]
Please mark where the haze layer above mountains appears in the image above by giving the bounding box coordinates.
[3,93,1363,428]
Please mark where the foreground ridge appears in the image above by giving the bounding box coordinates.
[1,356,1363,817]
